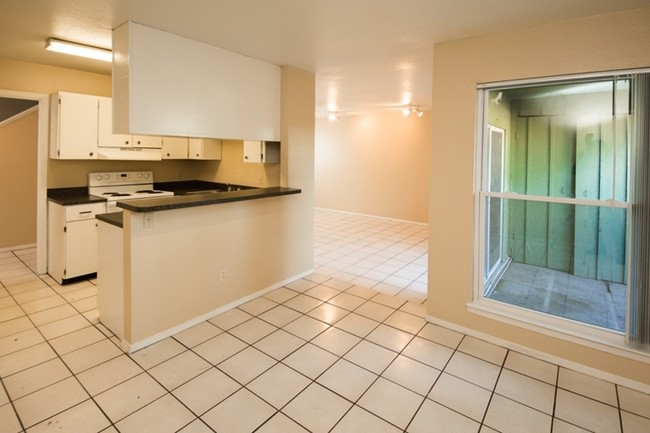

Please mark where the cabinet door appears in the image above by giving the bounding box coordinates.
[243,140,280,163]
[162,137,189,159]
[243,140,262,163]
[98,97,132,147]
[189,138,222,160]
[261,141,280,163]
[65,219,98,279]
[53,92,99,159]
[133,135,163,148]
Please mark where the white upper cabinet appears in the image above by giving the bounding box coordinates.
[188,138,222,160]
[243,140,280,164]
[98,97,162,149]
[50,92,99,159]
[113,22,281,141]
[162,136,189,159]
[98,96,131,147]
[131,135,162,148]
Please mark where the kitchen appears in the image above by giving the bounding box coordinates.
[3,2,648,422]
[14,21,315,352]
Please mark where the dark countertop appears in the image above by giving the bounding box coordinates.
[93,185,301,227]
[96,212,123,228]
[48,181,301,215]
[47,180,256,206]
[154,180,253,195]
[47,187,107,206]
[117,186,301,213]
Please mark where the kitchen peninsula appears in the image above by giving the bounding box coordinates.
[96,186,304,352]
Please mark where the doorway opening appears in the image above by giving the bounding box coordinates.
[0,90,49,274]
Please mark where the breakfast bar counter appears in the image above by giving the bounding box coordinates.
[96,185,309,353]
[118,186,301,213]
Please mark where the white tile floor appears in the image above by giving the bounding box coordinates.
[1,208,649,432]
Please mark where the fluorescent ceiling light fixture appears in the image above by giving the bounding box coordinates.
[45,38,112,62]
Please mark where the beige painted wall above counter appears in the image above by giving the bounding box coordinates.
[47,141,280,189]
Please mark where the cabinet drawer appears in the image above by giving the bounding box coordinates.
[65,203,106,222]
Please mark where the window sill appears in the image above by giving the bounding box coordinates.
[466,298,650,364]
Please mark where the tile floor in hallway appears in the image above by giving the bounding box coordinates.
[0,209,649,432]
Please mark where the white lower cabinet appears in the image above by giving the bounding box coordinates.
[48,201,106,284]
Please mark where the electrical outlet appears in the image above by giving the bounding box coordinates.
[143,212,154,229]
[219,269,227,282]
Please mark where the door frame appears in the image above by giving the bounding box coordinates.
[1,89,49,274]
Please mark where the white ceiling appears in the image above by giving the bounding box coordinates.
[1,0,649,117]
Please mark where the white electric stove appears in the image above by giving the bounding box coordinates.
[89,171,174,212]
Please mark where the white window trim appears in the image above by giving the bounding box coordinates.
[470,69,650,362]
[467,298,650,363]
[476,68,650,90]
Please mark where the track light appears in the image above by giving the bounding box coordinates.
[45,38,112,62]
[403,106,424,117]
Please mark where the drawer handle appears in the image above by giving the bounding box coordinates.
[79,211,92,215]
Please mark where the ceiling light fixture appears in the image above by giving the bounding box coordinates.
[327,111,340,121]
[45,38,112,62]
[403,106,424,118]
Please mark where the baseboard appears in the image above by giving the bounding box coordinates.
[0,243,36,253]
[315,207,428,226]
[426,314,650,395]
[123,269,314,354]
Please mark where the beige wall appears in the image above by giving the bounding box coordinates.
[429,7,650,385]
[199,139,281,187]
[47,159,202,188]
[315,111,430,222]
[0,58,112,96]
[0,109,38,248]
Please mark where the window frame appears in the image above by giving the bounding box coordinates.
[470,69,650,360]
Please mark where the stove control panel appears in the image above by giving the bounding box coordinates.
[89,171,153,187]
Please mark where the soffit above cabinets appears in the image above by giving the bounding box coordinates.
[112,22,280,141]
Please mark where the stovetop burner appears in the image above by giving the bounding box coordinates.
[135,190,164,194]
[88,171,174,204]
[103,192,132,197]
